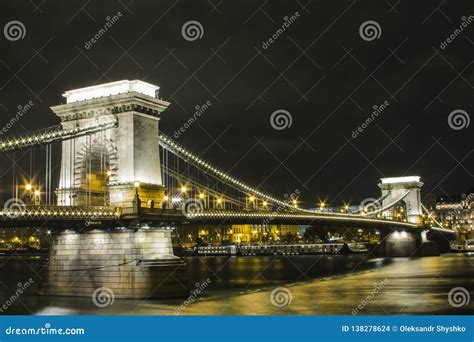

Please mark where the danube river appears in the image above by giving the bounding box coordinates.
[0,253,472,315]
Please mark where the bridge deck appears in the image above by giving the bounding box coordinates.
[0,206,455,235]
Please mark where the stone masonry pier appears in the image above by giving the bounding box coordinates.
[41,228,189,299]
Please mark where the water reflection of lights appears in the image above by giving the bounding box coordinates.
[35,307,78,315]
[367,258,386,267]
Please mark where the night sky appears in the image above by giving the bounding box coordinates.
[0,0,472,208]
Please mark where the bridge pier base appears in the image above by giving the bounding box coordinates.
[380,230,440,257]
[41,228,189,299]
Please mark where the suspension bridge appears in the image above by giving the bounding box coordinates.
[0,80,455,299]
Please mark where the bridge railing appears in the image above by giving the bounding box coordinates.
[0,120,117,153]
[0,205,117,220]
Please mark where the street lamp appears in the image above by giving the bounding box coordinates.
[25,183,33,204]
[181,186,187,193]
[248,195,255,209]
[133,181,140,196]
[34,190,41,205]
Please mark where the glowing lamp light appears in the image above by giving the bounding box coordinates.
[164,195,169,201]
[34,190,40,196]
[181,186,187,193]
[63,80,160,103]
[199,193,205,199]
[217,198,222,204]
[263,201,268,206]
[249,196,255,202]
[25,184,32,191]
[380,176,421,184]
[133,181,140,188]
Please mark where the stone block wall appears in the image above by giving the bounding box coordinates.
[41,229,189,299]
[382,230,440,257]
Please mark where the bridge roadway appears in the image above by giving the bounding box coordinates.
[0,206,456,236]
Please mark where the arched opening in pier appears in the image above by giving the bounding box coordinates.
[73,136,117,207]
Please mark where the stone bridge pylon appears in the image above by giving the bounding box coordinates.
[42,80,188,300]
[378,176,424,224]
[51,80,170,208]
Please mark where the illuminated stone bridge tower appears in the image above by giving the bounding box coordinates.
[378,176,424,224]
[377,177,446,257]
[43,81,189,299]
[51,80,170,207]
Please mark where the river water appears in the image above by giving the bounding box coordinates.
[0,253,472,315]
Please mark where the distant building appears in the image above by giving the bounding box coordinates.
[0,227,44,250]
[432,190,473,239]
[177,224,300,246]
